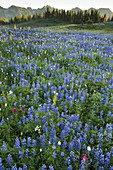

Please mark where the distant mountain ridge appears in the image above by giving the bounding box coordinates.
[0,5,113,20]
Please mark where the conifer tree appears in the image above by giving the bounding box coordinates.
[21,15,26,22]
[90,10,95,22]
[94,10,100,23]
[103,14,107,22]
[72,12,77,24]
[9,17,14,24]
[51,8,55,18]
[45,7,51,18]
[83,10,89,23]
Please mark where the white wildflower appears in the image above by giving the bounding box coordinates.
[58,141,61,146]
[48,141,51,145]
[9,90,13,95]
[35,125,40,131]
[87,146,91,151]
[52,145,56,149]
[40,148,42,152]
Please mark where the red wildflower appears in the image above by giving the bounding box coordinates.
[82,154,88,163]
[22,106,25,111]
[13,108,17,113]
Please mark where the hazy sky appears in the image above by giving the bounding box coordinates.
[1,0,113,11]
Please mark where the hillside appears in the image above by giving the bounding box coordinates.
[0,5,113,21]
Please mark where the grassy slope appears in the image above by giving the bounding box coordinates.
[16,18,70,28]
[44,23,113,34]
[0,18,113,34]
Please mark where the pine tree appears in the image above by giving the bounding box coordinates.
[9,17,14,24]
[79,11,83,24]
[27,15,32,21]
[72,12,77,24]
[76,11,81,24]
[66,10,70,22]
[103,14,107,22]
[61,9,66,20]
[111,16,113,21]
[69,11,73,23]
[21,15,26,22]
[83,10,89,24]
[14,16,21,23]
[55,9,59,18]
[94,10,100,23]
[90,10,95,22]
[51,8,55,18]
[45,7,51,18]
[32,14,36,20]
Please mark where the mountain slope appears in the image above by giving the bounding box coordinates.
[0,5,113,21]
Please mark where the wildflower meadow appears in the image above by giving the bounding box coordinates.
[0,27,113,169]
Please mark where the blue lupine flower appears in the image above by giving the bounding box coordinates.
[68,141,74,151]
[62,140,67,148]
[10,116,14,120]
[31,149,35,154]
[109,166,113,170]
[22,116,26,124]
[42,116,46,124]
[65,157,71,165]
[22,139,26,148]
[25,149,29,158]
[0,157,4,170]
[27,137,31,146]
[41,134,46,148]
[68,165,73,170]
[0,117,5,125]
[105,152,111,167]
[61,152,65,156]
[11,164,17,170]
[29,114,33,122]
[107,133,112,143]
[41,164,47,170]
[111,147,113,157]
[23,165,27,170]
[17,121,21,125]
[1,141,7,152]
[7,154,13,164]
[60,130,65,140]
[99,154,104,166]
[19,150,24,159]
[70,151,74,157]
[32,139,37,146]
[15,138,20,150]
[52,152,57,158]
[35,114,39,123]
[27,95,29,100]
[79,159,87,170]
[49,165,54,170]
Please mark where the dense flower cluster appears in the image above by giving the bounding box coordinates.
[0,27,113,169]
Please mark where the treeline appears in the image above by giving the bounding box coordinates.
[1,7,113,25]
[0,17,9,25]
[44,7,113,24]
[8,13,41,24]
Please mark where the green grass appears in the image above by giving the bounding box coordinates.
[1,18,113,34]
[13,18,70,28]
[43,23,113,34]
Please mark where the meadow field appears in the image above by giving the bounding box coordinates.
[0,26,113,169]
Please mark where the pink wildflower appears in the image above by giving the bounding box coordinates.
[13,108,17,113]
[82,154,88,163]
[22,106,25,111]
